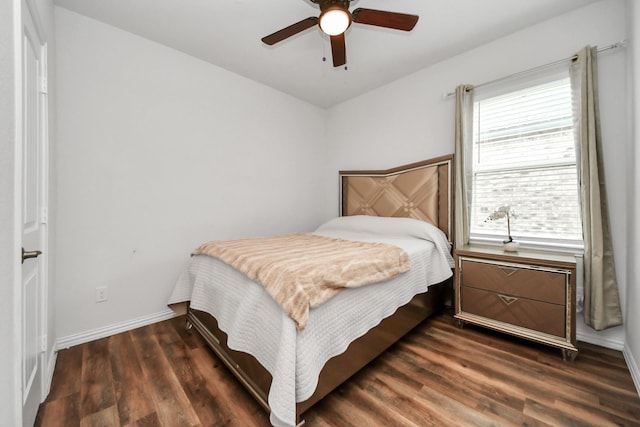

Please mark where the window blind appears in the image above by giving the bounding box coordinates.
[470,77,583,244]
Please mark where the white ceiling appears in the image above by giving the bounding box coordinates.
[53,0,600,108]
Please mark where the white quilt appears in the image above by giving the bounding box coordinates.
[168,216,454,426]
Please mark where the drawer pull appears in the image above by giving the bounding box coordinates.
[498,266,518,276]
[498,294,518,306]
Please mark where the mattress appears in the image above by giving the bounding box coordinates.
[168,216,454,426]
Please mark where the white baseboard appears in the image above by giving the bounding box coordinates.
[624,344,640,397]
[577,330,625,350]
[55,309,176,350]
[575,312,625,350]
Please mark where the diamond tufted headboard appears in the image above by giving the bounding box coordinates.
[340,155,453,244]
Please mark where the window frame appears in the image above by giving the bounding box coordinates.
[467,66,584,252]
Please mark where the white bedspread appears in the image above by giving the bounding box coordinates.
[168,217,454,426]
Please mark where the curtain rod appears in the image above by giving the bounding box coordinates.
[444,41,627,98]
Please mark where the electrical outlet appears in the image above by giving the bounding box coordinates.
[96,286,108,303]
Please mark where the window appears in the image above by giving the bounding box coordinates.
[469,72,583,248]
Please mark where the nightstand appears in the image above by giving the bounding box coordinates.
[454,244,578,361]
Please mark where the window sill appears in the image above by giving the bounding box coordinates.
[469,236,584,256]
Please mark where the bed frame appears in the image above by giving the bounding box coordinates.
[186,154,454,424]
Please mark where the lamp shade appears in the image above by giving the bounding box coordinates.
[319,7,351,35]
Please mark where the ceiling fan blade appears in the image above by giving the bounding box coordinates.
[352,8,419,31]
[261,17,319,45]
[330,33,346,67]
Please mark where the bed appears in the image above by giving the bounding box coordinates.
[168,155,454,426]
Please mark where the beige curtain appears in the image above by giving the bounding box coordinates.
[454,84,474,249]
[571,46,623,330]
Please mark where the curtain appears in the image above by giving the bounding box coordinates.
[454,84,474,249]
[571,46,623,330]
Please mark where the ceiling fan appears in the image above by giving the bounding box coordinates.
[261,0,419,67]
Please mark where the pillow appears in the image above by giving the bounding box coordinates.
[316,215,435,237]
[316,215,453,266]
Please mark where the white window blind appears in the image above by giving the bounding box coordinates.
[470,76,583,246]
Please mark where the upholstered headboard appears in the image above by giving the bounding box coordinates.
[339,155,453,243]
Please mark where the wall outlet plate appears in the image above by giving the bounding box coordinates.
[96,286,108,303]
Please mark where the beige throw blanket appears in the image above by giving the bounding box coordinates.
[193,233,410,330]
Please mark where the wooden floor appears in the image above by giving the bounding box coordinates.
[36,311,640,427]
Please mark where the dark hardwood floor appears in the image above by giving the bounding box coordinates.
[35,311,640,426]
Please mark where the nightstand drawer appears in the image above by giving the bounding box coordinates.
[461,286,565,337]
[460,260,566,305]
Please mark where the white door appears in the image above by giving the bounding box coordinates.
[21,2,48,425]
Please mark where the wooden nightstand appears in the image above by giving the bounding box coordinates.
[454,244,578,361]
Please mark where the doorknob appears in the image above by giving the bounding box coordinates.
[22,248,42,264]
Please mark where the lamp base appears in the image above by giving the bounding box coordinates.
[503,241,520,252]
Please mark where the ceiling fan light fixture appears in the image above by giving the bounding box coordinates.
[319,7,351,36]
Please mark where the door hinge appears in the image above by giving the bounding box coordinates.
[40,76,48,94]
[40,335,47,353]
[41,207,48,224]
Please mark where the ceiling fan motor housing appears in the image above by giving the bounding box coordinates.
[314,0,351,12]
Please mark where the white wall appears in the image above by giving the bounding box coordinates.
[625,0,640,393]
[54,8,327,340]
[326,0,628,347]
